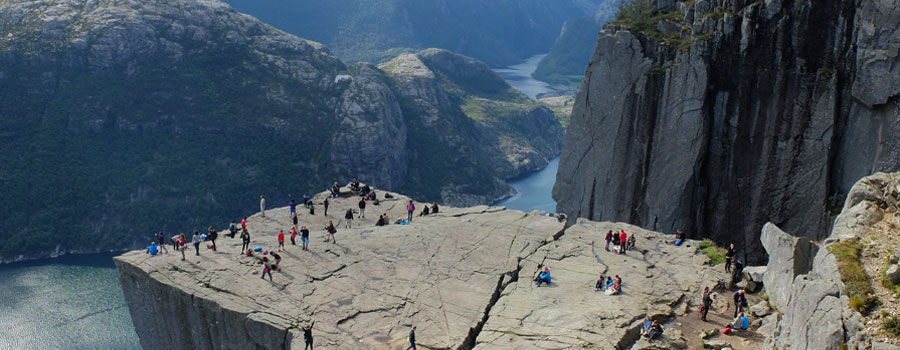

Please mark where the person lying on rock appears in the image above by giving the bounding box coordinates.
[535,267,551,287]
[645,321,663,339]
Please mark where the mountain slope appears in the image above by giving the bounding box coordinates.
[0,0,562,261]
[533,1,618,86]
[221,0,603,67]
[553,0,900,264]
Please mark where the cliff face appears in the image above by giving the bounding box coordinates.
[116,189,728,349]
[553,0,900,263]
[0,0,562,261]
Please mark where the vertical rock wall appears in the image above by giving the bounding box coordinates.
[554,0,900,263]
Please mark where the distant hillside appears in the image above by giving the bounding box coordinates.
[533,1,618,86]
[222,0,603,67]
[0,0,562,262]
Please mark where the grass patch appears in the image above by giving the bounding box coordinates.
[699,239,728,265]
[759,292,769,301]
[880,258,900,294]
[829,240,881,314]
[883,314,900,337]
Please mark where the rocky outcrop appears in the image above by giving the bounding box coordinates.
[116,190,726,349]
[759,172,900,349]
[553,0,900,264]
[0,0,562,262]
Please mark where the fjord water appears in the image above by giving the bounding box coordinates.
[493,54,556,99]
[0,253,140,349]
[493,157,559,213]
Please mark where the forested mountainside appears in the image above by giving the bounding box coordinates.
[0,0,562,261]
[533,1,618,86]
[222,0,604,67]
[554,0,900,264]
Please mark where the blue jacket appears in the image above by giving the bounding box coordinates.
[539,272,551,283]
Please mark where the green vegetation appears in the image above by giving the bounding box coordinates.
[880,258,900,294]
[829,240,881,314]
[699,239,728,265]
[883,313,900,337]
[533,16,606,85]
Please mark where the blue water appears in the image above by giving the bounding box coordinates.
[493,157,559,213]
[0,253,140,349]
[493,54,556,99]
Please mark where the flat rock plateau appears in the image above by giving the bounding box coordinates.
[116,189,728,349]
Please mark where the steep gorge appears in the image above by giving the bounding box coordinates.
[554,0,900,264]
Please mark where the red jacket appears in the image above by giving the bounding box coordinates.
[277,232,285,242]
[620,232,627,244]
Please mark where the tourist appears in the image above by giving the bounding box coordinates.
[171,234,182,251]
[309,202,316,215]
[594,274,606,292]
[358,198,366,218]
[290,226,297,245]
[260,195,266,217]
[605,230,613,251]
[303,194,310,207]
[431,202,439,214]
[376,214,387,226]
[612,231,622,253]
[301,225,310,250]
[606,275,621,295]
[619,231,628,254]
[325,220,337,244]
[419,205,430,216]
[725,243,736,272]
[207,226,218,251]
[406,326,417,350]
[303,321,315,350]
[344,209,354,228]
[261,257,273,281]
[146,242,159,256]
[323,197,328,216]
[331,182,340,198]
[277,230,285,251]
[732,258,745,282]
[192,231,202,256]
[640,317,652,336]
[293,212,299,227]
[700,286,713,321]
[351,178,360,192]
[178,235,186,261]
[271,252,282,270]
[241,217,247,232]
[732,312,749,331]
[407,201,415,222]
[626,232,636,251]
[732,289,747,318]
[670,229,685,246]
[228,220,238,238]
[645,321,663,339]
[241,229,251,254]
[290,199,297,218]
[535,267,551,287]
[155,232,168,254]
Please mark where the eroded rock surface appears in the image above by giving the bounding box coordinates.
[117,192,724,349]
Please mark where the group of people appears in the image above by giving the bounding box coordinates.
[604,230,635,254]
[594,274,622,295]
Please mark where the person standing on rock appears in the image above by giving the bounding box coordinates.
[303,321,315,350]
[261,257,273,281]
[325,220,337,244]
[301,225,310,250]
[309,201,316,216]
[344,209,354,228]
[700,286,713,321]
[290,226,297,245]
[619,231,628,254]
[732,289,747,318]
[277,230,285,251]
[260,195,266,217]
[178,235,186,261]
[358,198,366,219]
[290,199,297,219]
[605,230,613,251]
[241,217,247,232]
[241,229,251,254]
[192,231,202,256]
[725,243,736,272]
[407,201,415,222]
[406,326,417,350]
[207,226,218,251]
[155,232,169,254]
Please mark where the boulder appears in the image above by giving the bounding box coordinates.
[886,264,900,285]
[761,223,818,308]
[631,328,687,350]
[736,279,760,293]
[749,301,771,317]
[700,328,718,339]
[742,266,766,282]
[704,339,732,350]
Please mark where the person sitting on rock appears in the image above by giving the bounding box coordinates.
[640,317,652,336]
[330,182,340,198]
[535,267,551,287]
[606,275,621,295]
[146,242,159,256]
[350,178,360,192]
[731,312,749,331]
[670,229,685,246]
[419,205,430,216]
[376,214,387,227]
[431,202,439,214]
[626,232,636,251]
[645,321,663,339]
[594,274,606,292]
[361,184,371,196]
